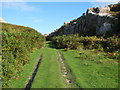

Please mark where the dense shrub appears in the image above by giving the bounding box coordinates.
[51,34,120,52]
[103,36,120,52]
[2,23,45,87]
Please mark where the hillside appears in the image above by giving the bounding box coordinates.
[1,3,119,89]
[48,3,120,38]
[1,22,45,87]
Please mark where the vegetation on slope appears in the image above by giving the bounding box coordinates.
[109,3,120,16]
[9,49,43,88]
[2,23,45,87]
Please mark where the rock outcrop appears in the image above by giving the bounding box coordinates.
[48,4,119,37]
[0,18,7,23]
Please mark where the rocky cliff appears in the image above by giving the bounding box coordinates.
[48,3,120,37]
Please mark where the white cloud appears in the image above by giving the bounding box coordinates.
[1,0,119,2]
[91,2,113,7]
[91,0,119,7]
[1,0,24,2]
[95,0,119,3]
[2,2,37,11]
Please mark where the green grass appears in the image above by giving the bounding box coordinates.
[6,41,119,88]
[31,42,69,88]
[60,49,118,88]
[9,48,43,88]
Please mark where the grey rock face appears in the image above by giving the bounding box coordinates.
[48,5,118,37]
[97,23,112,35]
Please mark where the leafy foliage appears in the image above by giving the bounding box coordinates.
[51,34,120,53]
[2,23,45,87]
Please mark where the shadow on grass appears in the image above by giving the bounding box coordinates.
[46,41,72,52]
[46,41,59,49]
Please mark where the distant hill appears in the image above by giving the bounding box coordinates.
[48,3,120,38]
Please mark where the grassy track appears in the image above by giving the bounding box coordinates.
[9,48,43,88]
[60,49,118,88]
[31,42,69,88]
[7,41,118,88]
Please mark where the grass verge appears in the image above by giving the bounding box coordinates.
[61,49,118,88]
